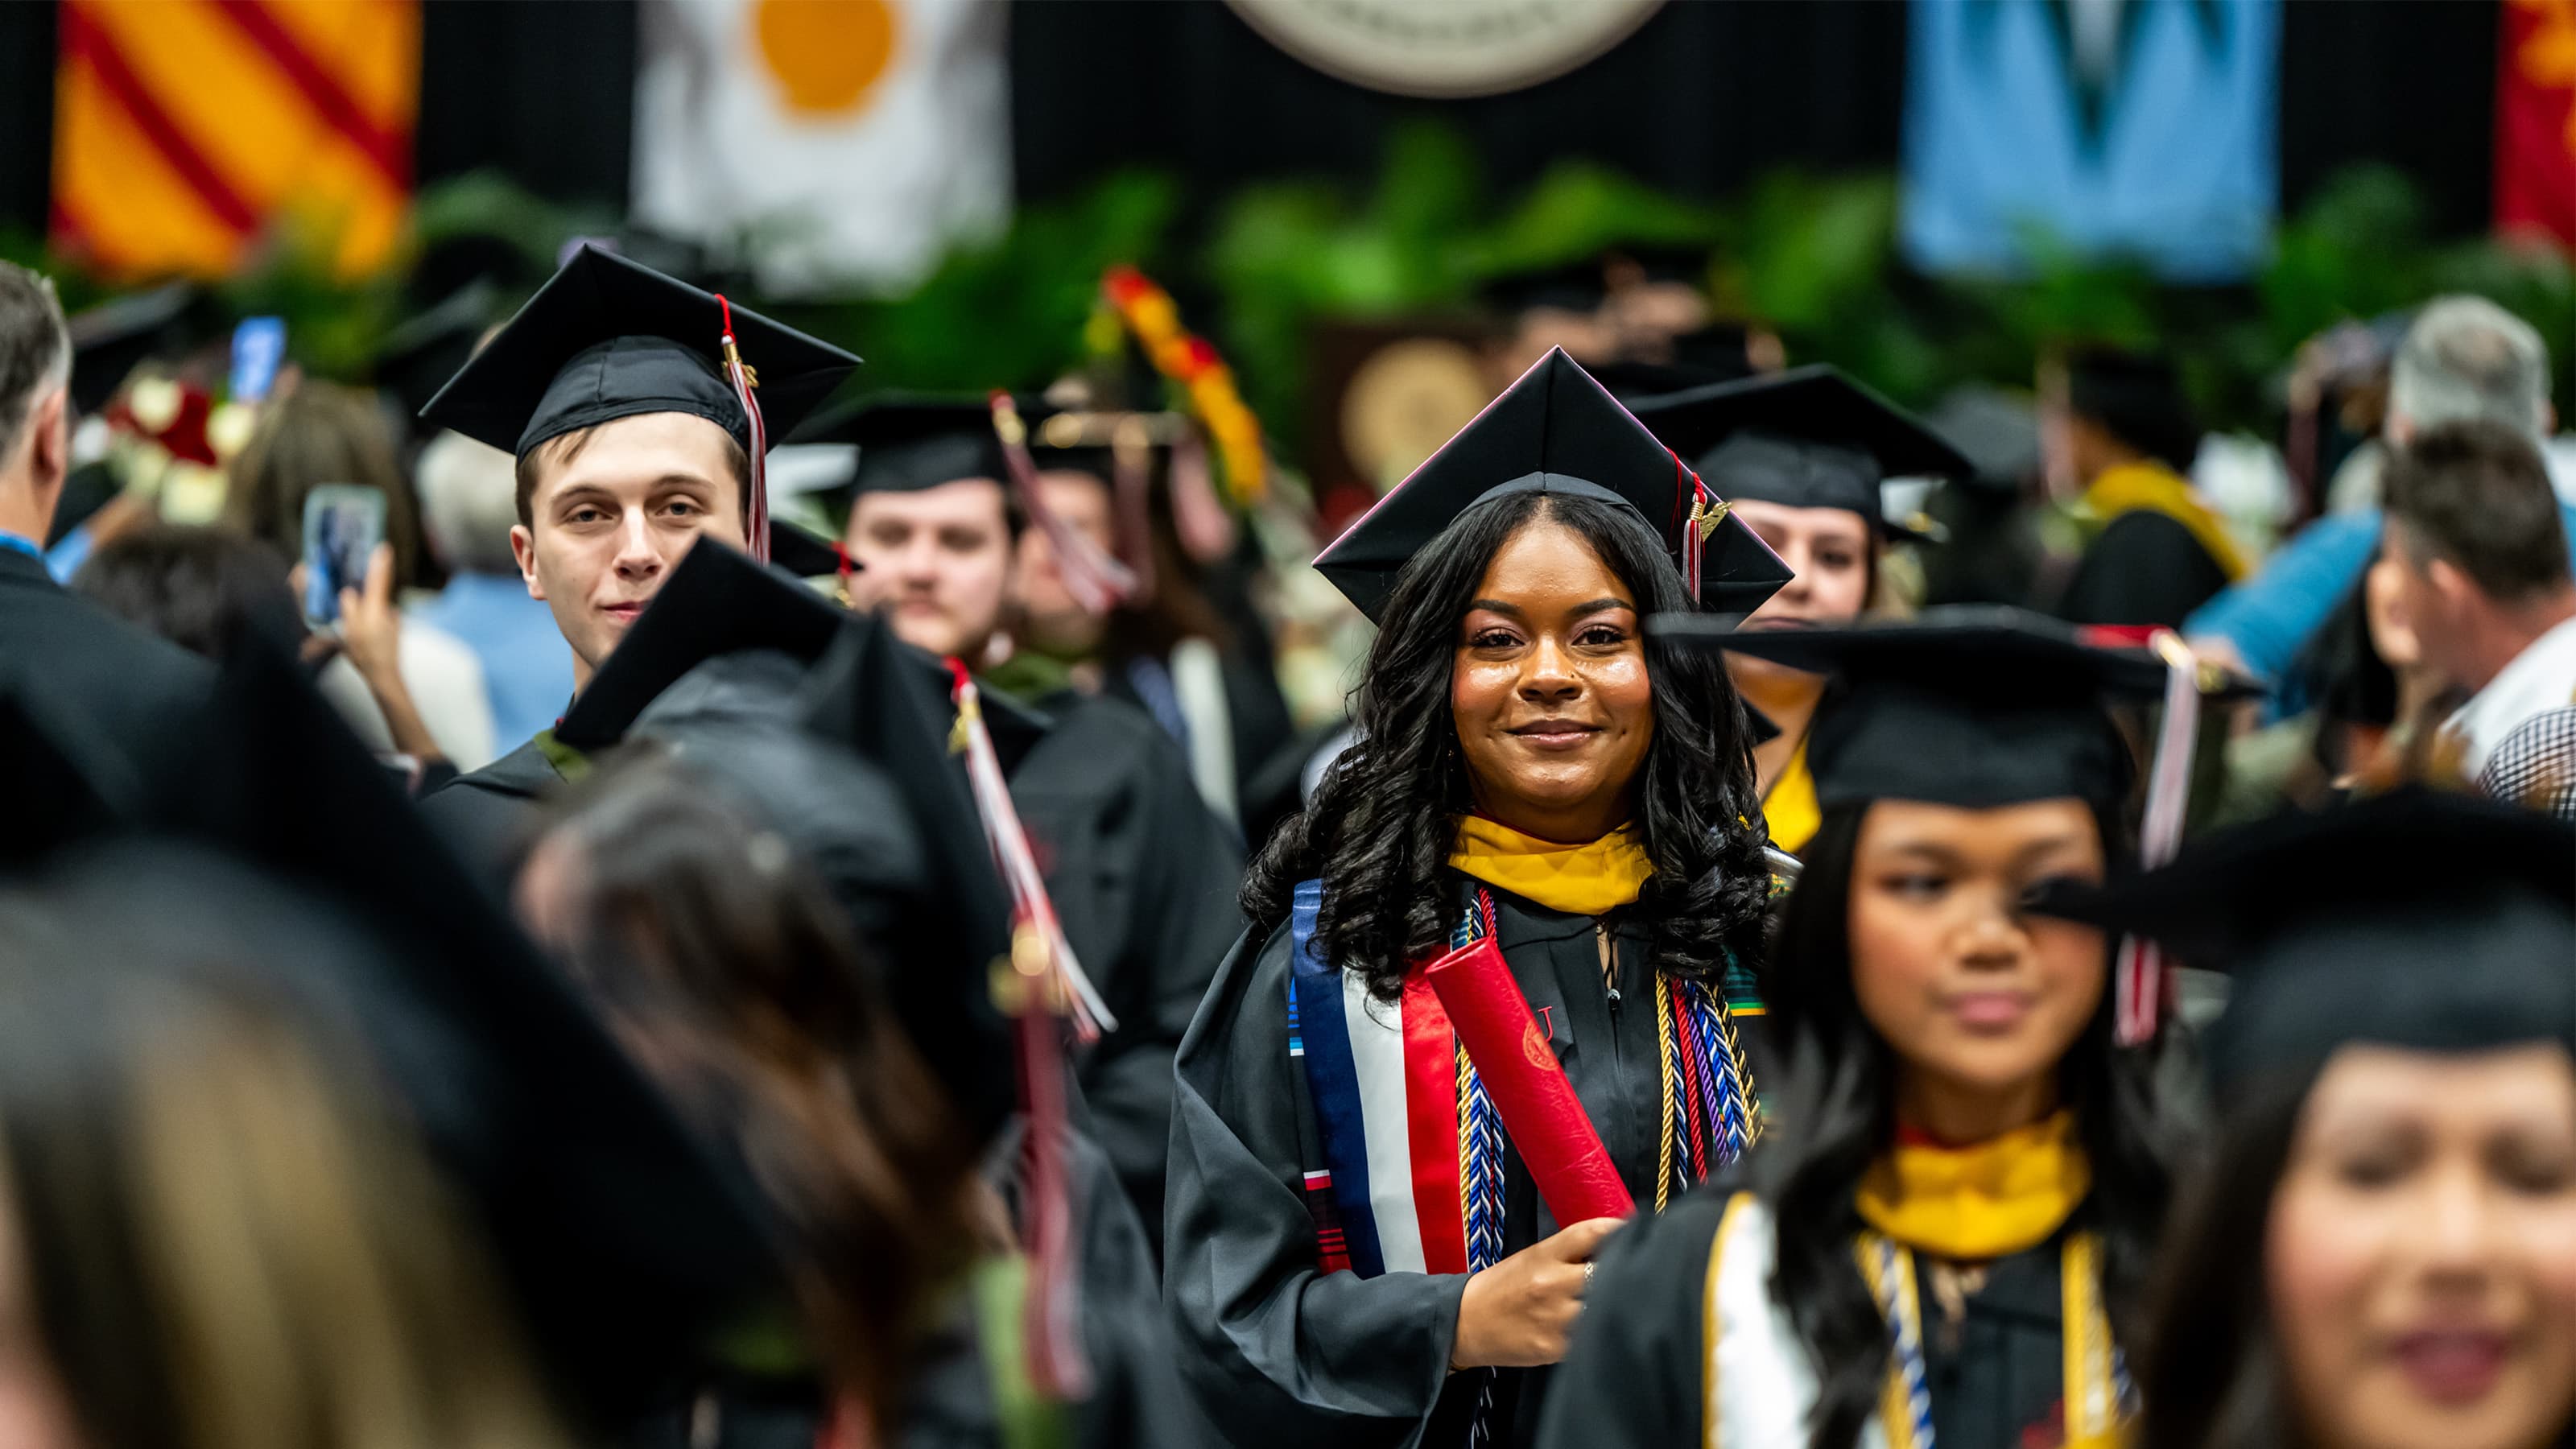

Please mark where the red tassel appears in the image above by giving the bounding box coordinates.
[715,294,770,566]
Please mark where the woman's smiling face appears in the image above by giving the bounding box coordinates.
[1449,512,1656,844]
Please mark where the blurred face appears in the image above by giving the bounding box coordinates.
[510,412,746,687]
[2269,1045,2576,1449]
[2385,521,2482,693]
[2366,551,2425,673]
[1847,798,2107,1129]
[842,478,1012,661]
[1012,470,1114,655]
[1451,516,1654,844]
[1727,498,1873,700]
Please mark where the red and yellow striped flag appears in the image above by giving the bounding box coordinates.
[51,0,419,279]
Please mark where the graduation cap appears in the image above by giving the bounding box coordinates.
[1661,605,2254,1042]
[416,244,861,568]
[2033,790,2576,1093]
[65,283,199,417]
[2058,344,2199,473]
[142,635,780,1426]
[793,392,1140,613]
[1313,348,1794,624]
[371,279,498,427]
[1629,365,1970,540]
[555,539,849,753]
[1477,258,1610,317]
[794,618,1019,1141]
[555,538,1046,764]
[1586,357,1742,405]
[788,393,1009,503]
[1659,606,2176,812]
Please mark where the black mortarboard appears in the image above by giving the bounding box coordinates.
[1478,258,1610,317]
[1586,357,1740,404]
[66,283,198,417]
[150,638,778,1425]
[417,244,858,460]
[555,540,850,753]
[788,393,1010,503]
[555,539,1042,763]
[372,279,498,427]
[1313,348,1794,624]
[1657,605,2190,811]
[2034,790,2576,1092]
[1629,365,1969,539]
[2060,344,2199,473]
[795,618,1019,1141]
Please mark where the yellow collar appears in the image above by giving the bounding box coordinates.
[2079,462,2249,581]
[1447,816,1653,918]
[1856,1110,2090,1260]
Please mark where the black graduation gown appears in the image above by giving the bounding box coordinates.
[1166,875,1765,1449]
[2056,510,2231,630]
[0,545,213,795]
[415,732,563,890]
[1009,689,1245,1252]
[1538,1183,2083,1449]
[624,1116,1208,1449]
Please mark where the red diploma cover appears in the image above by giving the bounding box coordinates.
[1422,932,1636,1225]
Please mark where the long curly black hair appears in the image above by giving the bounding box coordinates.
[1752,800,2176,1449]
[1244,488,1773,1001]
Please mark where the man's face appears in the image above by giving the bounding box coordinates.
[1012,469,1115,655]
[2385,520,2474,691]
[510,411,745,687]
[842,477,1012,660]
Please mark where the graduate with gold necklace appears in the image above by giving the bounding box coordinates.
[1164,350,1793,1449]
[1538,611,2207,1449]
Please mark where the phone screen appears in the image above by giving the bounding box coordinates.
[301,485,388,626]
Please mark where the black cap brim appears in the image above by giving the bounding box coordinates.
[419,244,859,458]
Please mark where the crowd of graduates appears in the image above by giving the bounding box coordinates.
[0,235,2570,1449]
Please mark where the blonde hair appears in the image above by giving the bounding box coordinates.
[0,947,573,1449]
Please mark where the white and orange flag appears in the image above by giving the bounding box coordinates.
[630,0,1011,296]
[51,0,419,279]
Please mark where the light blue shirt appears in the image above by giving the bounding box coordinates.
[2187,502,2576,719]
[409,572,575,746]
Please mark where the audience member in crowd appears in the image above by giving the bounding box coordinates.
[408,430,576,745]
[1001,428,1294,833]
[0,261,211,791]
[2190,297,2575,704]
[72,526,456,783]
[2045,345,2248,630]
[2382,421,2576,815]
[221,379,495,766]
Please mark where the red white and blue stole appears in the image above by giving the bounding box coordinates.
[1285,880,1757,1278]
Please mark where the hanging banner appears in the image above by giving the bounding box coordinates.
[1901,0,2281,283]
[2497,0,2576,248]
[51,0,419,279]
[630,0,1012,296]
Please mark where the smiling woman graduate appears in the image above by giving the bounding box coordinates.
[1162,350,1794,1449]
[1535,610,2215,1449]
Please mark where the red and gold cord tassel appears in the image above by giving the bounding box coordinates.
[715,294,770,565]
[989,391,1138,617]
[2116,630,2202,1046]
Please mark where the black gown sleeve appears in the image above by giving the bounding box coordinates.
[1163,923,1468,1449]
[2056,511,2231,630]
[1533,1183,1731,1449]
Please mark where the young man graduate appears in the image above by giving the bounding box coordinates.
[807,393,1247,1253]
[411,244,856,874]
